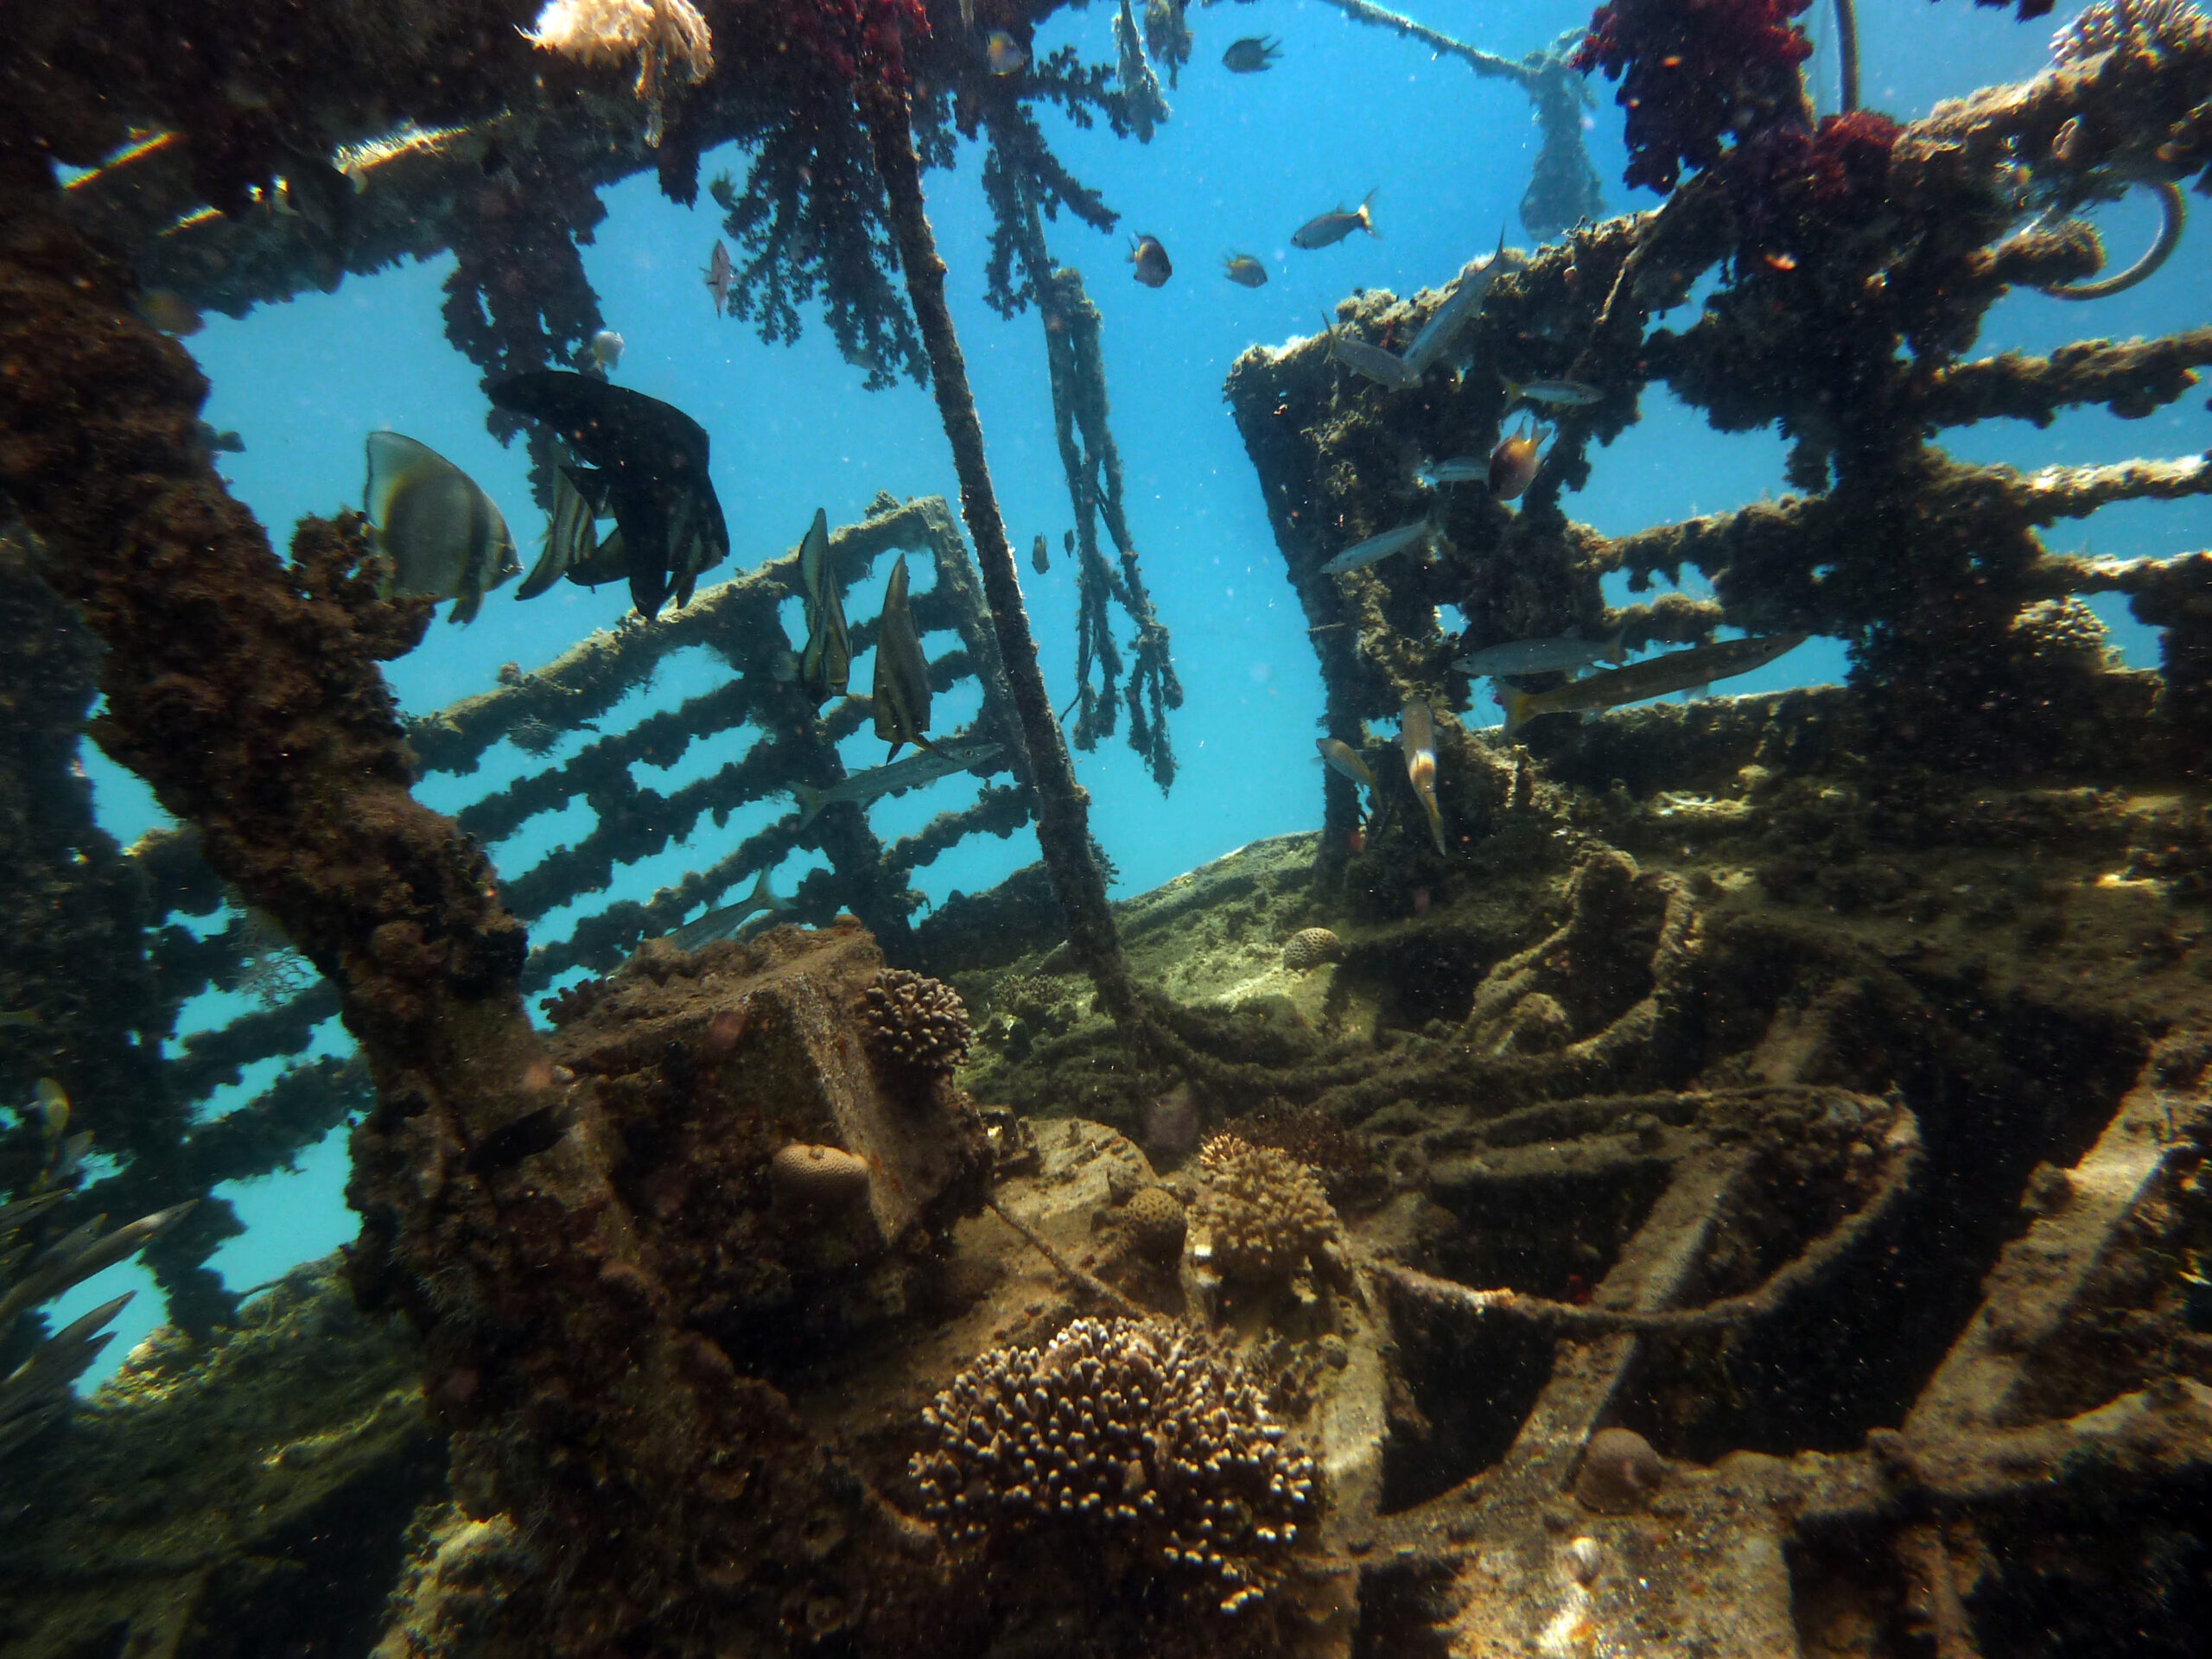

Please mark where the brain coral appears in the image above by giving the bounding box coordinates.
[1281,927,1344,972]
[862,967,973,1073]
[910,1317,1317,1611]
[1191,1135,1340,1287]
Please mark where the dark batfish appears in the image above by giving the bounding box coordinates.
[486,371,729,618]
[797,506,851,707]
[1129,233,1173,288]
[1293,191,1378,250]
[872,552,941,760]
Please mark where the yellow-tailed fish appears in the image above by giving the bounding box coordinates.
[1401,699,1446,855]
[1293,190,1378,250]
[798,507,851,707]
[363,433,520,624]
[872,553,941,760]
[1498,633,1807,737]
[1316,737,1377,794]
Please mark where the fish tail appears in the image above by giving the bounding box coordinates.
[1425,800,1446,856]
[1605,630,1627,665]
[1501,687,1534,739]
[1359,188,1379,237]
[794,783,822,827]
[747,867,779,912]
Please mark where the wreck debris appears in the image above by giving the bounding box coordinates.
[524,0,715,147]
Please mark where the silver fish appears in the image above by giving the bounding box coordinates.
[1453,634,1627,679]
[1401,699,1446,855]
[588,329,624,372]
[1415,456,1488,488]
[1402,240,1526,376]
[666,868,786,951]
[1319,518,1430,576]
[1293,191,1377,250]
[793,741,1005,828]
[364,433,520,625]
[1498,634,1807,737]
[1506,377,1603,408]
[1323,317,1421,391]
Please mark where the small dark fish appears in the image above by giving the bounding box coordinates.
[1129,233,1173,288]
[1062,529,1074,556]
[797,507,851,708]
[703,239,733,316]
[1032,533,1050,575]
[873,553,940,760]
[1499,634,1807,736]
[1223,35,1281,73]
[364,433,520,624]
[1223,252,1268,288]
[1293,191,1377,250]
[1489,420,1544,501]
[486,372,729,617]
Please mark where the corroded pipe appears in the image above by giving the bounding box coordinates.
[861,86,1148,1035]
[2037,178,2187,300]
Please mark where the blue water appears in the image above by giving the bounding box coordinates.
[52,0,2212,1371]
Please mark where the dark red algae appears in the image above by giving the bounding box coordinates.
[1573,0,1817,193]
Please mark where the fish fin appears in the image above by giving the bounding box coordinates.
[1605,630,1627,665]
[1501,686,1534,739]
[1683,683,1711,702]
[793,784,823,828]
[912,732,948,760]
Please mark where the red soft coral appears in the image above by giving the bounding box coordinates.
[1573,0,1816,194]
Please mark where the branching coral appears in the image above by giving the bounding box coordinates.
[1190,1135,1340,1288]
[1573,0,1816,192]
[862,967,974,1073]
[909,1316,1316,1611]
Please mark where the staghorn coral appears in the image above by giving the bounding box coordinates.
[1190,1135,1340,1288]
[525,0,715,147]
[863,966,974,1073]
[1573,0,1816,193]
[909,1316,1316,1612]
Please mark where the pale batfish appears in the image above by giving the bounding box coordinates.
[486,371,728,618]
[872,552,940,760]
[363,433,519,625]
[797,507,851,708]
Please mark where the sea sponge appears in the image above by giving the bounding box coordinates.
[769,1142,870,1205]
[1573,1426,1668,1513]
[910,1317,1316,1611]
[1190,1135,1339,1287]
[861,968,973,1074]
[1281,927,1344,972]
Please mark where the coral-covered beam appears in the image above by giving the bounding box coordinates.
[1921,327,2212,429]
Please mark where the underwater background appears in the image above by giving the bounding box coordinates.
[35,0,2212,1379]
